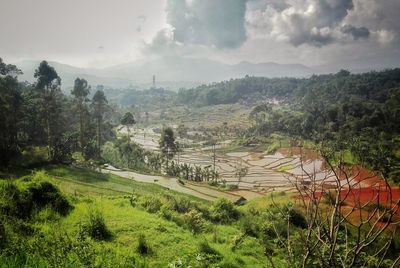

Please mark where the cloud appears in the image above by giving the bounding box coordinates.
[142,0,400,70]
[341,24,369,40]
[345,0,400,45]
[146,26,177,53]
[149,0,247,50]
[246,0,357,47]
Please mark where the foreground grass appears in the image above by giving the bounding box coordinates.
[60,197,265,267]
[0,165,269,267]
[39,165,203,202]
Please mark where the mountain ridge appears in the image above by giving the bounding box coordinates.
[13,57,315,90]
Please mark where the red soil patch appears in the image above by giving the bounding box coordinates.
[339,165,386,187]
[339,187,400,205]
[297,186,400,225]
[311,186,400,207]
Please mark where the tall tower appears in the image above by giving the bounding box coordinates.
[152,75,156,88]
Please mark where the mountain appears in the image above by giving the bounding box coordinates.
[15,60,136,90]
[230,61,314,78]
[14,57,315,90]
[104,57,315,85]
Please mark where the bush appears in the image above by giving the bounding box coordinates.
[159,205,186,227]
[288,208,307,229]
[0,181,33,219]
[0,220,6,248]
[198,241,222,263]
[26,180,72,216]
[240,216,260,237]
[0,176,72,219]
[225,184,239,190]
[138,196,162,213]
[260,222,277,240]
[198,241,220,257]
[136,234,151,255]
[209,198,240,224]
[80,209,112,241]
[185,210,205,234]
[165,195,194,213]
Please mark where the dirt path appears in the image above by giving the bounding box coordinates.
[101,166,245,202]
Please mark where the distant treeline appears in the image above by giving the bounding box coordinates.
[104,87,177,109]
[104,69,400,112]
[177,69,400,107]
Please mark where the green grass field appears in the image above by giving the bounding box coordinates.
[0,165,274,267]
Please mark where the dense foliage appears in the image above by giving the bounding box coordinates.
[0,58,115,167]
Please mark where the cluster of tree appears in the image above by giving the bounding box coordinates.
[165,161,219,182]
[159,127,219,181]
[0,58,114,167]
[243,70,400,181]
[177,69,400,108]
[177,76,300,106]
[101,136,162,173]
[103,125,220,181]
[104,87,177,110]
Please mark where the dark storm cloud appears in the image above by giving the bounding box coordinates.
[279,0,354,46]
[341,24,370,40]
[246,0,365,47]
[316,0,353,27]
[164,0,247,49]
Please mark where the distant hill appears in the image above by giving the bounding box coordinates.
[14,57,315,91]
[15,60,135,91]
[97,56,315,85]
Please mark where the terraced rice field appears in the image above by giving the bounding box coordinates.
[124,128,328,194]
[122,127,396,203]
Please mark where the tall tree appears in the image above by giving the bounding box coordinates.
[0,58,23,166]
[159,127,177,168]
[71,78,90,152]
[91,90,108,158]
[34,61,62,160]
[120,112,136,144]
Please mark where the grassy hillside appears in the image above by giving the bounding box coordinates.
[0,165,272,267]
[2,165,398,267]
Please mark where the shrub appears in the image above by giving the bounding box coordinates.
[136,234,151,255]
[80,209,112,241]
[230,232,246,251]
[260,222,277,240]
[218,260,241,268]
[198,241,220,257]
[0,181,33,219]
[209,198,240,224]
[159,205,186,227]
[0,176,72,219]
[26,180,72,216]
[287,208,307,229]
[0,220,6,248]
[166,195,194,213]
[138,196,162,213]
[225,184,239,190]
[240,216,260,237]
[208,181,219,187]
[198,241,222,263]
[185,210,205,234]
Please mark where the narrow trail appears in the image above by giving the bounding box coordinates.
[100,166,258,202]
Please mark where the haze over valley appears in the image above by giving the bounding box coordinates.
[1,0,400,267]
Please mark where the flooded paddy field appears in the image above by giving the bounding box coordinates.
[119,127,391,201]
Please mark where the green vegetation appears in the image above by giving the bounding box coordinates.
[1,164,399,267]
[2,57,400,267]
[0,166,269,267]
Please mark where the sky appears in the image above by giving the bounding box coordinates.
[1,0,399,69]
